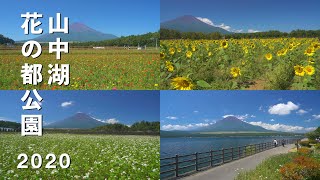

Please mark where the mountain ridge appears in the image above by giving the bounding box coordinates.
[24,23,118,42]
[161,15,233,34]
[44,112,106,129]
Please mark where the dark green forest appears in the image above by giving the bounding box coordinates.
[0,120,20,130]
[0,120,160,135]
[160,28,320,40]
[306,127,320,140]
[71,32,159,47]
[0,34,14,44]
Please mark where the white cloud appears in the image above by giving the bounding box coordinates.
[296,109,308,115]
[193,110,199,113]
[223,114,254,120]
[61,101,73,107]
[248,29,260,33]
[268,101,299,115]
[305,119,312,123]
[196,17,214,26]
[91,116,120,124]
[247,121,316,133]
[216,23,231,31]
[196,17,242,33]
[270,119,275,122]
[259,106,263,111]
[162,122,214,131]
[313,114,320,119]
[166,116,178,120]
[105,118,119,124]
[234,29,243,33]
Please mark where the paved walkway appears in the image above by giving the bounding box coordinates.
[182,144,295,180]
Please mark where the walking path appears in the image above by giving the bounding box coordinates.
[182,144,295,180]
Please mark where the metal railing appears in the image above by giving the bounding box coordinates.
[160,139,300,179]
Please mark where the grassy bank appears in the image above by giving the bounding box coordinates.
[236,145,320,180]
[235,153,296,180]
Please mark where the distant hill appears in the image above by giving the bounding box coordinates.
[0,120,20,129]
[198,116,273,132]
[45,113,105,129]
[26,22,118,42]
[0,34,14,44]
[72,31,159,47]
[161,15,232,34]
[160,116,288,138]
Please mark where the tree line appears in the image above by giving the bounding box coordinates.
[94,121,160,134]
[306,127,320,140]
[0,120,160,135]
[0,34,14,44]
[160,28,320,40]
[71,32,159,47]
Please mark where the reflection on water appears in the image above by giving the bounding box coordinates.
[161,136,300,157]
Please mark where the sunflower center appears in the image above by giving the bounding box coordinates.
[181,80,190,87]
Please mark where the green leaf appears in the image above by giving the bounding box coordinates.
[174,63,180,71]
[196,80,211,88]
[231,81,238,89]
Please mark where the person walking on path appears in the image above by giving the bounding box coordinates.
[281,139,285,147]
[273,139,278,147]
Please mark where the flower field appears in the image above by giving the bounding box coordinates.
[0,134,160,179]
[160,38,320,90]
[0,48,159,90]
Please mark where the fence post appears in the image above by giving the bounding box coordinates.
[195,152,198,171]
[175,154,179,177]
[254,144,257,154]
[210,150,213,167]
[222,148,224,163]
[296,140,299,151]
[238,146,240,159]
[231,147,234,161]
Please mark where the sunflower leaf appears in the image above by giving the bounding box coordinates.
[197,80,211,88]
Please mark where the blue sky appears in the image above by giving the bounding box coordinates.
[0,90,159,126]
[161,91,320,133]
[0,0,160,41]
[161,0,320,33]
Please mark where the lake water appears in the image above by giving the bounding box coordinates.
[161,136,301,158]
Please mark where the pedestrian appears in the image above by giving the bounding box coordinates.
[281,139,285,147]
[273,139,278,147]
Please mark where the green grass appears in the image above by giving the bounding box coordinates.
[235,153,296,180]
[0,133,159,179]
[0,48,159,90]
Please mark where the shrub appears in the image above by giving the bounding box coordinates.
[309,139,318,144]
[315,144,320,150]
[297,147,313,155]
[245,144,255,156]
[299,140,311,147]
[280,156,320,180]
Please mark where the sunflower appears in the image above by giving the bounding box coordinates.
[186,51,192,58]
[165,61,174,72]
[294,65,305,76]
[221,41,228,49]
[308,58,315,64]
[304,47,315,56]
[277,49,287,56]
[160,52,165,59]
[230,67,241,78]
[304,65,315,76]
[208,51,212,57]
[177,48,182,53]
[265,53,273,60]
[169,47,175,55]
[171,77,194,90]
[191,45,196,52]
